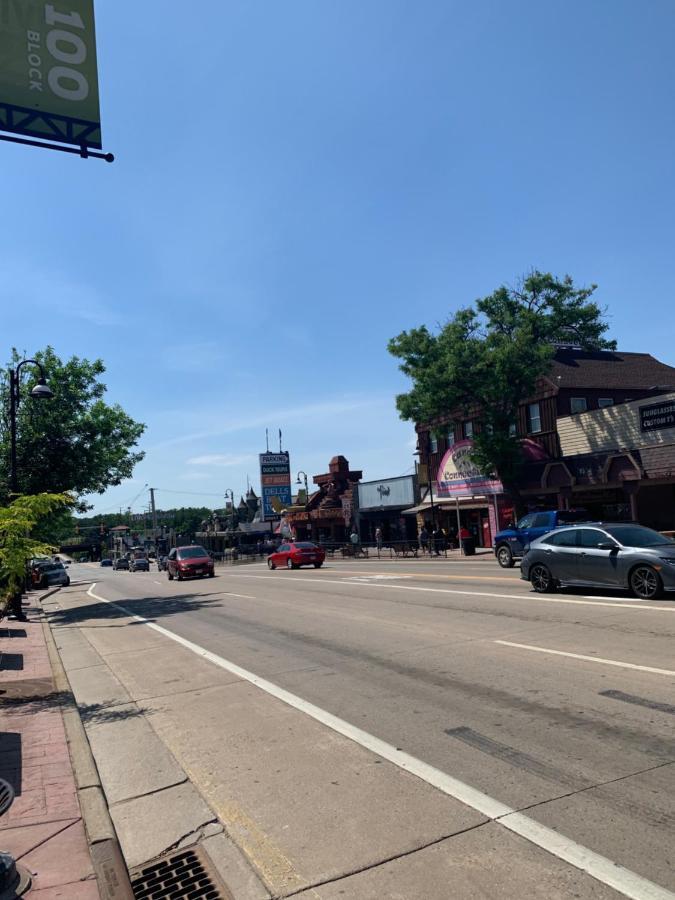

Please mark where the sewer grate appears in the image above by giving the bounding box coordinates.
[0,779,14,817]
[130,846,231,900]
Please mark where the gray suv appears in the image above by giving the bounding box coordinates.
[521,523,675,599]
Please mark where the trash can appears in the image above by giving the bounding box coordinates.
[461,537,475,556]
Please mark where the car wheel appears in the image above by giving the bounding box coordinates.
[176,571,183,581]
[496,545,515,568]
[65,577,70,586]
[268,559,276,569]
[208,571,215,578]
[314,563,323,568]
[629,565,663,600]
[286,558,295,570]
[168,571,173,580]
[530,563,555,593]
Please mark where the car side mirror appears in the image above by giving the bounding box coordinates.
[598,542,618,551]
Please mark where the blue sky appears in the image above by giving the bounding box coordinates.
[3,0,675,514]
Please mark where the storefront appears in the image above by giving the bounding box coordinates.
[356,476,418,543]
[409,440,513,547]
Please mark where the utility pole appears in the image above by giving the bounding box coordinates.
[150,487,158,539]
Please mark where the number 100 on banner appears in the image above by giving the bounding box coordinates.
[0,0,102,148]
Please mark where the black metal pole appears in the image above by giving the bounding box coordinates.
[0,133,114,162]
[9,369,18,494]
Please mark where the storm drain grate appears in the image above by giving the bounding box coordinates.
[130,846,231,900]
[0,778,15,817]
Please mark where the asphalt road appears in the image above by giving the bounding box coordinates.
[66,557,675,897]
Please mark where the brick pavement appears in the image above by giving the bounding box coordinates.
[0,590,101,899]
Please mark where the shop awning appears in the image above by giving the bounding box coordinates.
[402,492,495,515]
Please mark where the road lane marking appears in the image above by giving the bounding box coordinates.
[153,580,162,585]
[80,581,675,900]
[494,641,675,677]
[218,572,675,612]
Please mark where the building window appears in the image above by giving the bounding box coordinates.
[447,426,455,446]
[463,421,474,439]
[429,433,438,453]
[570,397,588,414]
[509,422,517,437]
[527,403,542,434]
[598,397,614,409]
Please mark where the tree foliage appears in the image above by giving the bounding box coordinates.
[0,348,145,507]
[0,492,73,600]
[388,271,616,503]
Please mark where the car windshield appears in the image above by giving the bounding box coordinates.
[177,547,209,559]
[604,525,674,548]
[294,542,317,549]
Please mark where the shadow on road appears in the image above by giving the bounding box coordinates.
[44,592,223,629]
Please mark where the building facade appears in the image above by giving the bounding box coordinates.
[415,349,675,540]
[284,455,362,543]
[356,475,418,543]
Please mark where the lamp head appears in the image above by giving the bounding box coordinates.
[30,379,54,400]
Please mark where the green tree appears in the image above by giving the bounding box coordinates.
[388,271,616,511]
[0,348,145,508]
[0,492,72,604]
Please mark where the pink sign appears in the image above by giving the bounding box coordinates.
[436,440,503,496]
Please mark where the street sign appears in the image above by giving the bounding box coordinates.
[0,0,102,148]
[259,451,292,519]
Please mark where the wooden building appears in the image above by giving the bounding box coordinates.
[415,349,675,541]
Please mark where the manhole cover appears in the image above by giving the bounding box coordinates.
[130,846,231,900]
[0,780,14,817]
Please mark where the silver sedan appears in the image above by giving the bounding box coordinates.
[520,523,675,599]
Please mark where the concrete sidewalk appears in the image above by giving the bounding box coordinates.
[0,589,102,899]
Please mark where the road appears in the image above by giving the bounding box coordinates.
[55,557,675,899]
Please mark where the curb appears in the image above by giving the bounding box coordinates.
[41,595,135,900]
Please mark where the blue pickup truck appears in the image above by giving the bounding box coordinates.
[494,509,590,568]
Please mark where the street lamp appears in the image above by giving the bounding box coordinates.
[8,359,53,493]
[296,471,310,538]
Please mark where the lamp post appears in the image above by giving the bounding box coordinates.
[8,359,53,494]
[296,471,309,538]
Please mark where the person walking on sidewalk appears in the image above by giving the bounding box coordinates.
[419,525,429,556]
[375,526,383,552]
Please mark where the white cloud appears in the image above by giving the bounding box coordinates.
[187,453,254,467]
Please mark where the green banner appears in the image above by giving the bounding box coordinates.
[0,0,102,148]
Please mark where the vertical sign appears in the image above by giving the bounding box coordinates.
[259,452,292,519]
[0,0,102,148]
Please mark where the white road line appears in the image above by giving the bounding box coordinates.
[81,582,675,900]
[153,580,162,585]
[219,572,675,612]
[494,640,675,677]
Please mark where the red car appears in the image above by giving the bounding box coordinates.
[268,541,325,570]
[167,545,215,580]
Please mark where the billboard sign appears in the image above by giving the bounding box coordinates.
[358,476,416,510]
[437,440,503,496]
[259,452,292,519]
[0,0,102,148]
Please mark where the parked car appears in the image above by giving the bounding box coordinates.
[167,546,215,580]
[100,558,113,567]
[35,562,71,588]
[113,557,129,571]
[521,523,675,599]
[494,509,590,568]
[268,542,325,570]
[130,557,150,572]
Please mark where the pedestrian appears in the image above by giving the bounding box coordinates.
[433,525,444,555]
[350,529,360,555]
[419,525,429,555]
[375,526,383,551]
